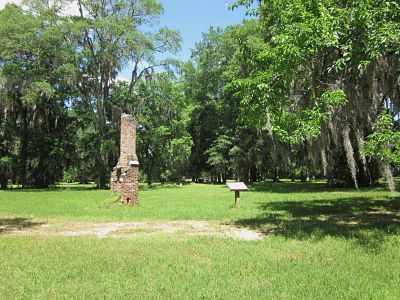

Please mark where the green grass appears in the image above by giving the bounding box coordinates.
[1,181,400,299]
[0,236,399,299]
[0,181,393,222]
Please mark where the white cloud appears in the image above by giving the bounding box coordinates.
[116,76,130,83]
[0,0,22,10]
[0,0,81,16]
[60,1,81,16]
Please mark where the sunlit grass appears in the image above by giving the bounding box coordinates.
[0,181,392,222]
[0,235,399,299]
[1,181,399,298]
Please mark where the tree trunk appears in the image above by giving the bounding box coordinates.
[250,165,257,183]
[95,152,108,189]
[327,170,335,187]
[242,167,249,183]
[325,150,335,187]
[273,167,279,183]
[147,173,152,185]
[19,109,29,188]
[300,168,308,182]
[217,173,222,184]
[0,177,8,190]
[382,162,397,198]
[291,172,295,182]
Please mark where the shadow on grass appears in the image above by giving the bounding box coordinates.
[4,185,98,192]
[5,182,192,192]
[233,197,400,251]
[248,181,385,194]
[0,218,46,234]
[140,182,193,191]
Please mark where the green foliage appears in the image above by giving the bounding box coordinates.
[0,3,76,187]
[230,0,398,118]
[205,133,233,176]
[0,156,12,188]
[362,112,400,167]
[185,21,271,183]
[62,0,181,187]
[109,74,193,184]
[0,0,182,188]
[1,0,399,189]
[229,0,400,188]
[169,133,193,181]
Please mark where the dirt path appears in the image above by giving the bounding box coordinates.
[0,219,263,241]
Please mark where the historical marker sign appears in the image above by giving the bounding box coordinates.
[226,182,248,208]
[226,182,248,191]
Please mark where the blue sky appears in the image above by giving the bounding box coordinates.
[157,0,249,60]
[119,0,250,80]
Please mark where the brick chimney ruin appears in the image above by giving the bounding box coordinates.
[111,114,139,205]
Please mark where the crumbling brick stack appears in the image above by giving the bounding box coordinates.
[111,114,139,205]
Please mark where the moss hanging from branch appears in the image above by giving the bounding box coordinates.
[343,125,359,190]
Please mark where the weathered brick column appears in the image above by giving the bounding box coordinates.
[110,114,139,206]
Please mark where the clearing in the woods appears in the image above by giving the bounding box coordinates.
[0,181,400,298]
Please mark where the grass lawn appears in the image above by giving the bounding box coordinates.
[0,181,400,299]
[0,181,393,222]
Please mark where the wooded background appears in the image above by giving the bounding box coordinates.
[0,0,399,190]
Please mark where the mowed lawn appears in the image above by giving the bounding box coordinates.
[1,182,400,299]
[0,181,393,221]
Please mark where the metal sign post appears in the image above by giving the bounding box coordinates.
[226,182,248,208]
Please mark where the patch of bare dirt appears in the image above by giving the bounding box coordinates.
[1,219,263,241]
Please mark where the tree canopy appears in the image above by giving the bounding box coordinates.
[0,0,398,191]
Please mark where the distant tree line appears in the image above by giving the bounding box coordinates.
[0,0,399,190]
[228,0,400,192]
[0,0,184,188]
